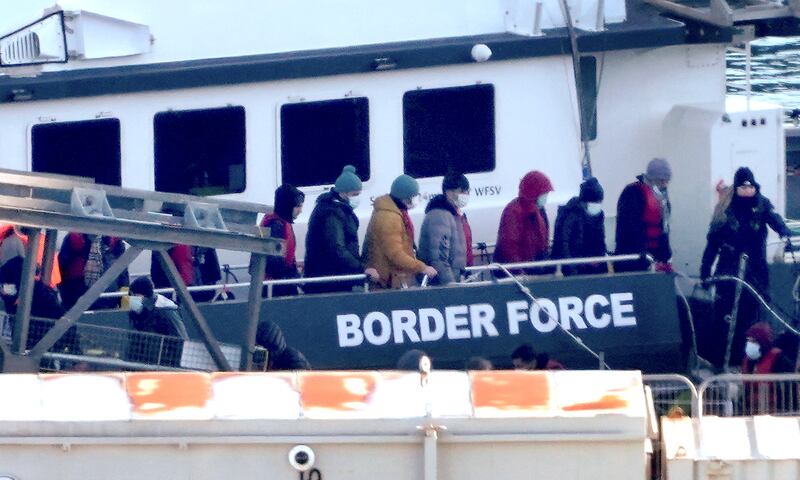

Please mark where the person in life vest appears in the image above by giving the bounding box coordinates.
[740,322,794,415]
[364,174,437,289]
[615,158,673,272]
[250,184,305,297]
[0,224,62,288]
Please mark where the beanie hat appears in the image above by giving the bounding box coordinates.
[334,165,362,193]
[390,174,419,200]
[579,177,604,203]
[733,167,758,188]
[645,158,672,182]
[130,276,155,298]
[745,322,774,350]
[442,172,469,193]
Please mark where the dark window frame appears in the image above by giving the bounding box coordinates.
[279,96,371,189]
[402,83,496,179]
[153,105,247,196]
[31,117,122,186]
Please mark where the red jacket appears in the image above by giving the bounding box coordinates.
[494,171,553,263]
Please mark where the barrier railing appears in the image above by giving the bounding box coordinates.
[463,253,654,283]
[698,372,800,417]
[643,374,698,417]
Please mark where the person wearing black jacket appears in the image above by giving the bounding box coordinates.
[304,165,378,293]
[127,276,188,366]
[551,177,607,275]
[700,167,791,365]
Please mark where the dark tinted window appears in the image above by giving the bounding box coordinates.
[31,118,121,185]
[154,106,246,195]
[280,97,370,187]
[403,84,495,178]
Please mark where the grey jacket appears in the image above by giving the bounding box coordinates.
[418,195,467,285]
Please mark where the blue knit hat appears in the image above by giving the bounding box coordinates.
[334,165,362,193]
[645,158,672,182]
[390,174,419,200]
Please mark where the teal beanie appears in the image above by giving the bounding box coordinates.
[390,174,419,200]
[334,165,362,193]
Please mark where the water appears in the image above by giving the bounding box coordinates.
[727,37,800,116]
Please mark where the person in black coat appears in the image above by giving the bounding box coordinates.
[700,167,791,366]
[552,177,607,275]
[304,165,378,293]
[127,276,188,366]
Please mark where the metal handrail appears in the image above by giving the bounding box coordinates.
[697,372,800,417]
[643,373,699,417]
[99,273,369,299]
[464,253,651,273]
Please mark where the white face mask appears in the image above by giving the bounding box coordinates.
[406,196,420,209]
[745,341,762,361]
[348,195,360,209]
[536,194,548,208]
[1,284,16,296]
[586,202,602,216]
[129,295,144,314]
[456,193,469,209]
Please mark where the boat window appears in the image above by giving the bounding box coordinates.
[403,84,495,178]
[31,118,121,185]
[280,97,370,188]
[154,106,246,196]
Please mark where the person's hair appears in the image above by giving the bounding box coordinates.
[396,349,428,371]
[511,344,536,363]
[442,172,469,193]
[130,276,155,298]
[465,356,492,370]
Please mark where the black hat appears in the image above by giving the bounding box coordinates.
[733,167,758,189]
[130,276,155,298]
[579,177,604,203]
[442,172,469,193]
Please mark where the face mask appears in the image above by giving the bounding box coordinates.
[129,295,144,314]
[1,284,16,296]
[586,202,602,216]
[456,193,469,209]
[536,194,548,208]
[745,341,762,361]
[348,196,360,209]
[406,196,419,209]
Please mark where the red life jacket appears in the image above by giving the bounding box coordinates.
[261,213,296,274]
[638,183,663,251]
[461,214,474,267]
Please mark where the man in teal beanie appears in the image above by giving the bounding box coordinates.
[304,165,378,293]
[363,174,437,288]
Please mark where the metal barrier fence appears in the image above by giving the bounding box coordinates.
[643,374,698,417]
[698,373,800,417]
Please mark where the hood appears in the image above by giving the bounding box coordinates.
[518,171,553,201]
[274,184,305,223]
[746,322,774,351]
[425,194,457,215]
[154,294,178,310]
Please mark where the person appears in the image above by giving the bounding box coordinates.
[615,158,673,272]
[465,356,493,370]
[254,320,311,370]
[0,225,62,287]
[494,171,553,269]
[0,256,79,353]
[511,343,564,370]
[418,172,471,285]
[304,165,378,293]
[551,177,607,275]
[396,349,429,371]
[740,322,794,414]
[251,184,305,297]
[126,276,188,366]
[58,233,129,310]
[151,244,222,303]
[364,174,437,288]
[700,167,792,365]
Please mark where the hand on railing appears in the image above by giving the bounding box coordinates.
[420,266,437,287]
[364,267,379,282]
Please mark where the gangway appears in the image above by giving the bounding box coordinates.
[0,169,281,373]
[645,0,800,27]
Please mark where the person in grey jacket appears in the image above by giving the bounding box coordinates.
[419,173,471,285]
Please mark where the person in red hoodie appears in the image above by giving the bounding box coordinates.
[494,171,554,270]
[741,322,794,414]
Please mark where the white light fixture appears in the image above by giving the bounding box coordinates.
[0,11,67,66]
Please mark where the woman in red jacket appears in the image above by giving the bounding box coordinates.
[494,171,553,268]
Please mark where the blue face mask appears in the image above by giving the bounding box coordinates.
[129,295,144,314]
[536,194,548,208]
